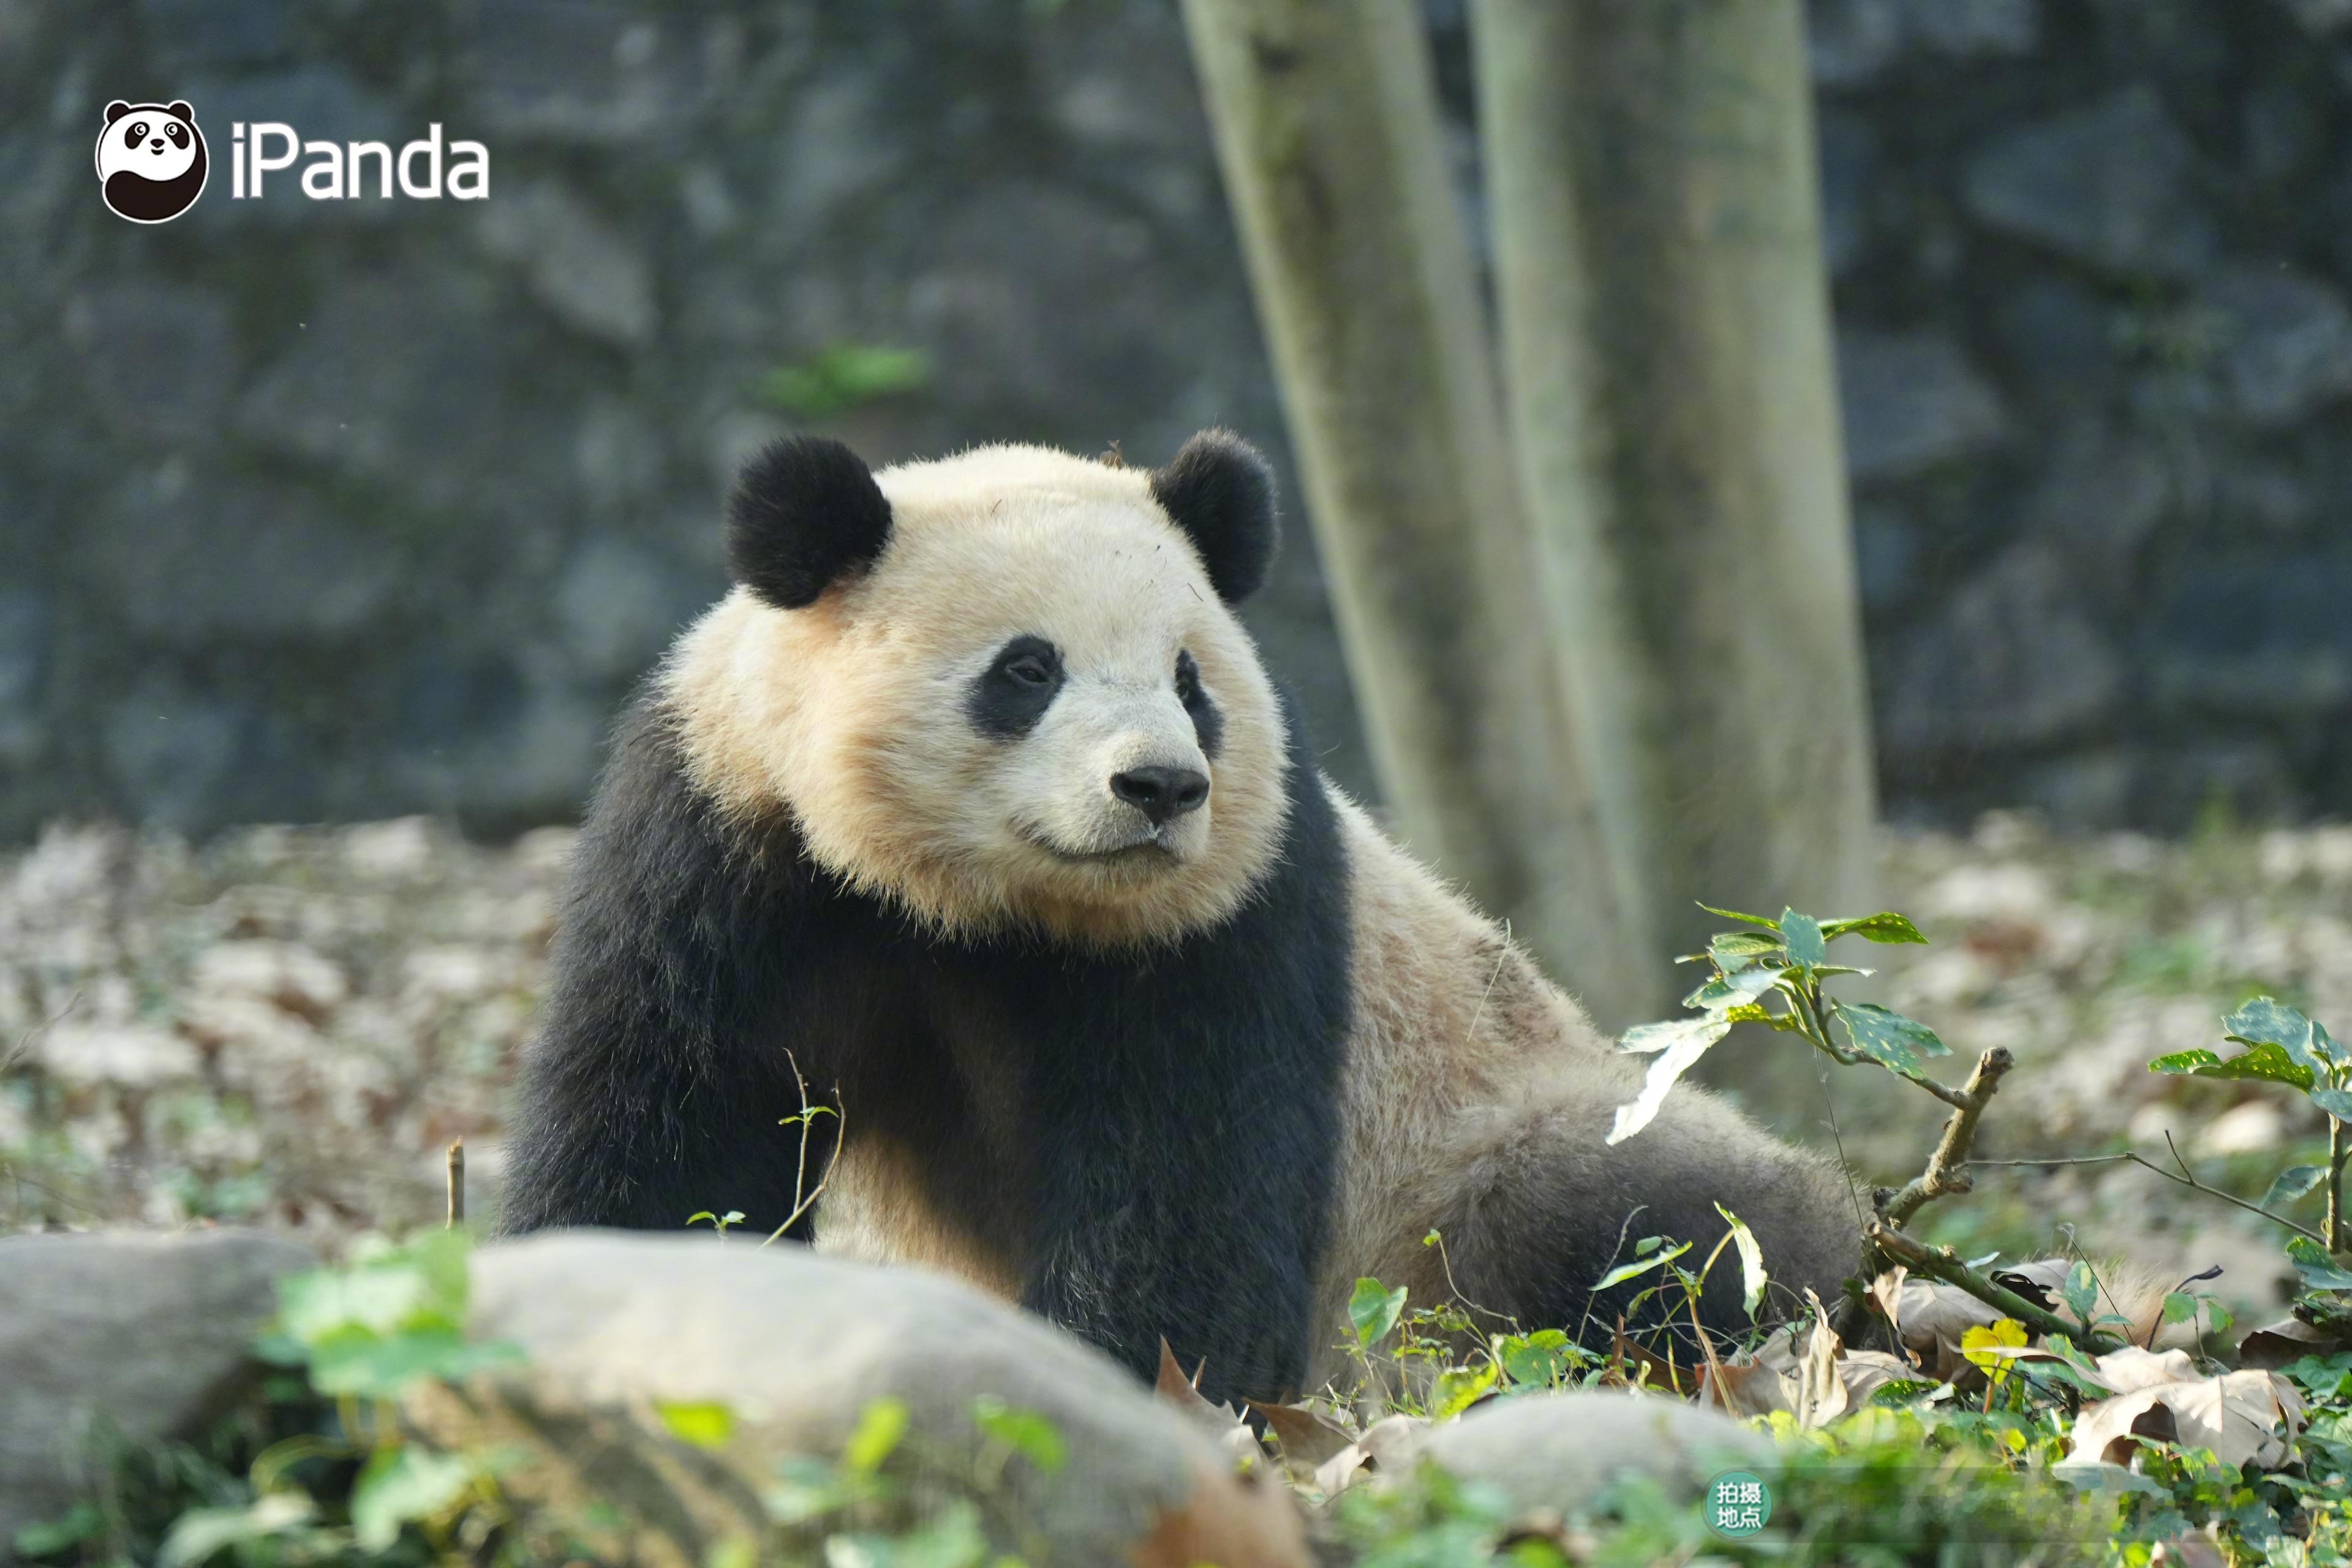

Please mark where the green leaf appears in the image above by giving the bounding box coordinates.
[351,1447,477,1551]
[2286,1237,2352,1292]
[971,1397,1066,1475]
[1498,1330,1574,1387]
[754,344,930,420]
[1780,910,1827,970]
[657,1400,737,1451]
[2222,997,2324,1070]
[2062,1262,2099,1326]
[1431,1362,1499,1419]
[159,1494,317,1568]
[2266,1166,2329,1208]
[2310,1087,2352,1120]
[1350,1277,1409,1348]
[1709,930,1785,967]
[2160,1292,2199,1327]
[1833,1002,1952,1073]
[843,1397,910,1476]
[2147,1044,2315,1091]
[1821,911,1929,946]
[13,1504,104,1558]
[1595,1239,1692,1292]
[1715,1204,1768,1321]
[304,1329,524,1400]
[1697,902,1781,930]
[2204,1298,2234,1336]
[1679,965,1785,1013]
[1607,1016,1733,1143]
[1634,1236,1664,1256]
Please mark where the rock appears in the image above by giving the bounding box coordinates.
[466,1,701,144]
[233,269,514,510]
[2271,0,2352,34]
[1809,0,2039,88]
[138,0,287,67]
[1816,111,1875,276]
[478,183,658,350]
[1838,329,2007,482]
[1850,502,1920,609]
[1883,544,2122,752]
[0,586,43,768]
[554,537,715,679]
[1398,1392,1774,1517]
[2201,264,2352,426]
[61,281,236,443]
[95,470,403,644]
[433,1233,1311,1568]
[2148,554,2352,718]
[0,1230,315,1550]
[2021,421,2173,575]
[1962,86,2217,280]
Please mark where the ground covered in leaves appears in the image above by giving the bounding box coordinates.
[3,810,2345,1320]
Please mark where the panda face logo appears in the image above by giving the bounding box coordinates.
[96,100,207,224]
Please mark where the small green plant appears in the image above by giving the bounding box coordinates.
[753,344,931,420]
[2150,997,2352,1256]
[1608,903,1939,1147]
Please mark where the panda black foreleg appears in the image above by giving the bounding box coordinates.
[500,698,847,1237]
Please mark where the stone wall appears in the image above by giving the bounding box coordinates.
[2,0,2350,837]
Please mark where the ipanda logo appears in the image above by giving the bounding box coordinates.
[96,100,207,223]
[96,99,489,223]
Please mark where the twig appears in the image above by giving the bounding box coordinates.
[445,1139,465,1229]
[1879,1047,2013,1228]
[1969,1146,2328,1245]
[2328,1112,2346,1256]
[761,1053,846,1248]
[1866,1223,2125,1354]
[3,990,83,1073]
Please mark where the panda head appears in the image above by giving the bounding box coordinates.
[97,100,202,184]
[668,431,1292,948]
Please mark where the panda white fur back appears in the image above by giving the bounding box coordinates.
[502,431,1858,1402]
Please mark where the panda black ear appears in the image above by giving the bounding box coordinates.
[726,435,894,609]
[1150,429,1279,604]
[105,100,131,125]
[166,102,195,123]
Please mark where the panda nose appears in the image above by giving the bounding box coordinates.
[149,138,163,150]
[1110,765,1209,826]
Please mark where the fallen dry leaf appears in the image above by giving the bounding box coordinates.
[2068,1349,2307,1472]
[1311,1412,1423,1499]
[1246,1398,1358,1466]
[2237,1316,2350,1370]
[1698,1316,1913,1424]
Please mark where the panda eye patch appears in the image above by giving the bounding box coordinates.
[166,123,186,145]
[967,635,1065,740]
[127,121,148,142]
[1174,650,1200,701]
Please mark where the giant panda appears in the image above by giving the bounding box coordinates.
[500,431,1860,1402]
